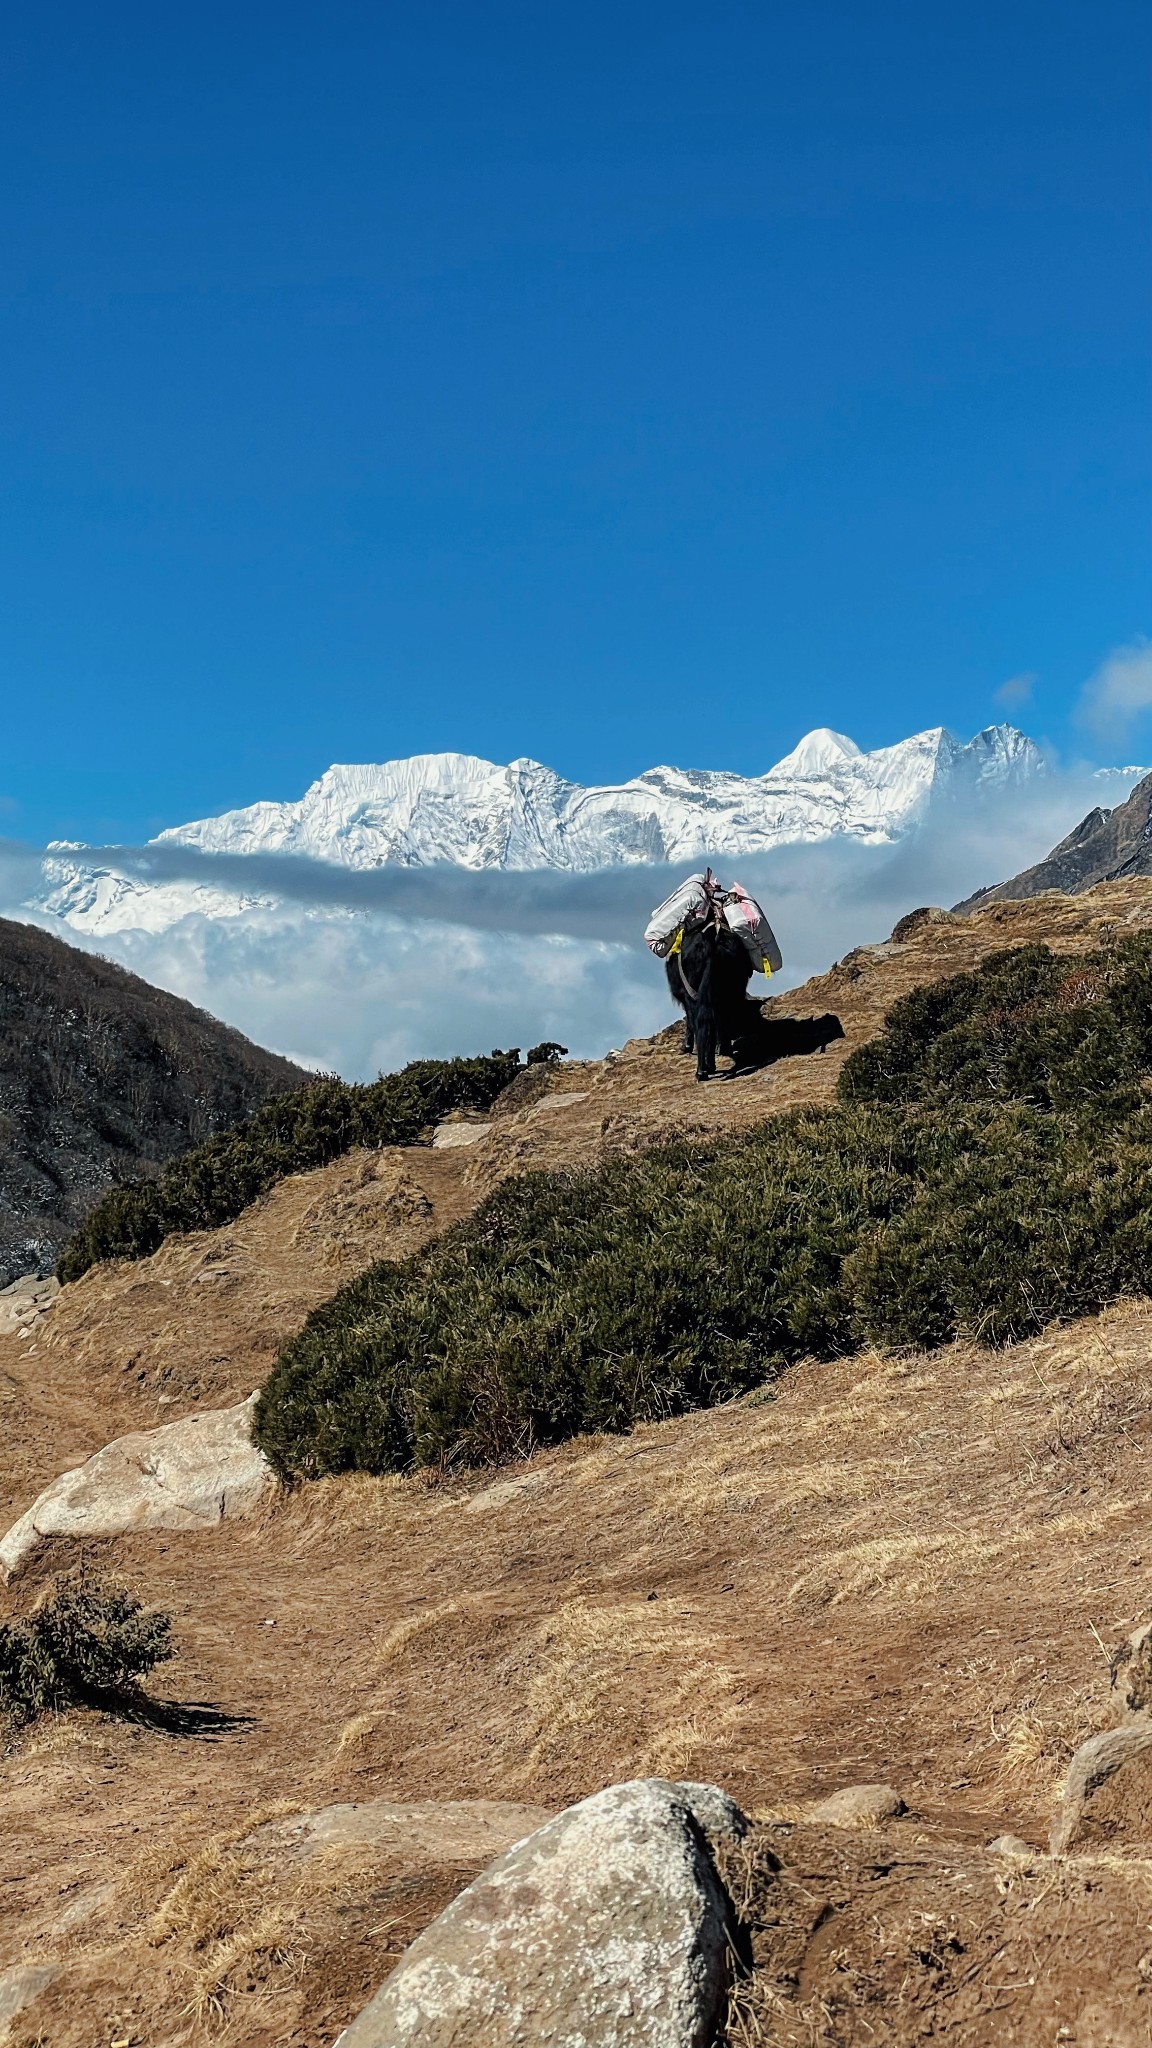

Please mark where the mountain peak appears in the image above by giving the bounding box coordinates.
[768,729,863,778]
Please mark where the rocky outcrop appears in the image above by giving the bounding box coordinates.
[956,770,1152,909]
[1050,1723,1152,1856]
[0,1273,59,1335]
[0,913,307,1287]
[0,1393,272,1581]
[336,1778,748,2048]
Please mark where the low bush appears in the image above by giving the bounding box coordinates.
[837,936,1152,1122]
[0,1578,175,1731]
[253,936,1152,1482]
[58,1050,522,1281]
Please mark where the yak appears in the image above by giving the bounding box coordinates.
[668,927,844,1081]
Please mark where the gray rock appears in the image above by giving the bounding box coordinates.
[807,1783,907,1828]
[0,1392,272,1581]
[336,1777,748,2048]
[986,1835,1036,1859]
[1050,1722,1152,1856]
[0,1273,59,1334]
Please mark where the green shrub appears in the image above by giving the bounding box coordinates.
[252,935,1152,1482]
[837,935,1152,1123]
[0,1578,174,1731]
[58,1050,522,1281]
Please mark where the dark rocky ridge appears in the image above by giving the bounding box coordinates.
[0,917,308,1284]
[956,771,1152,909]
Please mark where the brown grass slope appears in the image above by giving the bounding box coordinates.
[0,915,308,1286]
[4,880,1152,2045]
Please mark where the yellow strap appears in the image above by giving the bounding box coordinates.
[669,927,684,956]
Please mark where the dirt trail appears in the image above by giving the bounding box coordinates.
[4,881,1152,2046]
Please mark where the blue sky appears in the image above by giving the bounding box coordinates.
[2,0,1148,845]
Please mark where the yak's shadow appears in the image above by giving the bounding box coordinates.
[726,1010,845,1076]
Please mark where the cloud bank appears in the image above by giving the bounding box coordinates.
[0,757,1139,1078]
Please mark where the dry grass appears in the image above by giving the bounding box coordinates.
[126,1804,310,2035]
[788,1528,1004,1608]
[323,1597,475,1762]
[263,1468,411,1553]
[513,1596,740,1784]
[186,1907,304,2029]
[375,1600,463,1667]
[335,1708,392,1755]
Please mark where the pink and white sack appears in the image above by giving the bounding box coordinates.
[643,869,724,958]
[723,883,783,977]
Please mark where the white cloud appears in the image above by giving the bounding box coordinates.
[71,908,664,1078]
[1076,639,1152,751]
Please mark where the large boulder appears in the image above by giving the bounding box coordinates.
[336,1778,748,2048]
[0,1393,272,1581]
[1050,1723,1152,1855]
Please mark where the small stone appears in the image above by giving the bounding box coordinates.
[986,1835,1035,1859]
[1110,1619,1152,1718]
[807,1783,908,1828]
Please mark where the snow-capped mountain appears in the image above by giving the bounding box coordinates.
[35,723,1044,937]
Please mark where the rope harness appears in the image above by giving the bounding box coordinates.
[672,899,727,1004]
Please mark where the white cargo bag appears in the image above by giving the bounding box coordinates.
[724,883,783,976]
[644,869,722,958]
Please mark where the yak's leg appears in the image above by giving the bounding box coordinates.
[694,967,718,1081]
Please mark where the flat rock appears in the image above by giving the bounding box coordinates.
[248,1797,554,1868]
[521,1090,589,1118]
[336,1777,748,2048]
[463,1469,552,1515]
[432,1121,491,1149]
[807,1784,908,1828]
[0,1392,272,1581]
[1050,1722,1152,1855]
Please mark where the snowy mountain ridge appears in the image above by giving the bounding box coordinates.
[36,722,1045,937]
[156,723,1041,872]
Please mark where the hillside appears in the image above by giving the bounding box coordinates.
[0,916,308,1285]
[958,767,1152,905]
[5,879,1152,2044]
